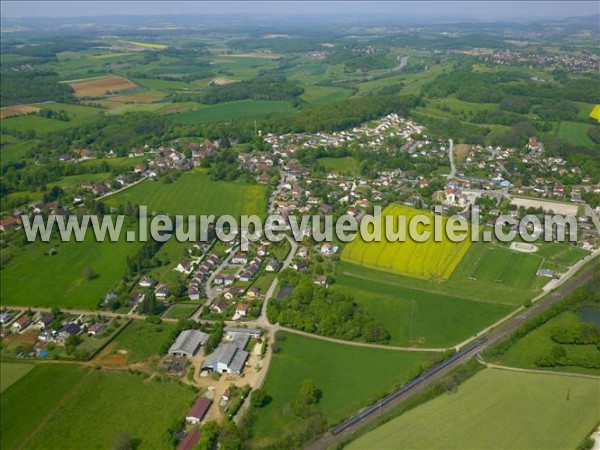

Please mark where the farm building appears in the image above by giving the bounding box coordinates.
[169,329,210,357]
[177,429,201,450]
[201,343,248,375]
[185,397,213,425]
[225,327,262,338]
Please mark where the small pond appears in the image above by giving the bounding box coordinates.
[580,304,600,326]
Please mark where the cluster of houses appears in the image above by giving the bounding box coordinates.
[480,49,600,73]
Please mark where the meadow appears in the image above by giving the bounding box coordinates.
[334,270,513,348]
[1,364,90,449]
[555,121,596,147]
[66,75,137,98]
[163,303,199,320]
[0,362,35,393]
[0,102,102,134]
[173,99,296,123]
[111,320,178,362]
[341,204,472,280]
[317,156,360,175]
[0,224,142,309]
[106,171,268,217]
[494,309,600,375]
[348,369,600,450]
[22,370,196,450]
[246,332,438,448]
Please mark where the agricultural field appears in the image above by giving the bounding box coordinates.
[299,85,351,105]
[246,332,438,448]
[591,104,600,122]
[0,105,40,119]
[334,269,513,347]
[106,171,268,217]
[0,224,142,309]
[66,75,137,98]
[493,308,600,375]
[1,364,90,450]
[347,369,600,450]
[341,204,472,280]
[109,320,178,363]
[0,362,35,393]
[173,99,296,123]
[0,102,102,134]
[555,121,596,147]
[22,370,196,450]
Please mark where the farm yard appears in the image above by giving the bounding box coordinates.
[105,171,268,217]
[341,205,472,280]
[245,332,439,448]
[66,75,137,98]
[347,369,600,450]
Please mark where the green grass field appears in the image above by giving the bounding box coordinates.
[335,269,513,348]
[555,121,596,148]
[0,362,35,393]
[317,156,360,175]
[0,224,142,308]
[173,99,295,123]
[300,85,351,105]
[163,303,199,320]
[495,309,600,375]
[22,370,196,450]
[455,244,543,289]
[0,103,102,134]
[1,364,90,449]
[348,369,600,450]
[112,320,177,362]
[106,171,267,217]
[246,332,438,447]
[341,205,472,280]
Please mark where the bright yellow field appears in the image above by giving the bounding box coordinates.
[590,105,600,122]
[123,41,168,49]
[341,205,472,280]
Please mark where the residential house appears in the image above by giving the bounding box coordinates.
[57,323,82,341]
[175,261,193,275]
[188,286,200,301]
[231,252,249,264]
[265,259,280,272]
[210,299,229,314]
[0,217,21,232]
[88,322,108,336]
[155,284,171,300]
[36,313,54,330]
[0,313,13,325]
[138,276,155,288]
[12,315,31,331]
[235,303,249,317]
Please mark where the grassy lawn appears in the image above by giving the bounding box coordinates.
[494,309,600,375]
[163,303,198,320]
[111,320,177,362]
[348,369,600,450]
[317,156,360,175]
[23,370,196,450]
[1,364,90,449]
[173,99,295,123]
[335,270,513,348]
[246,332,438,447]
[105,171,268,217]
[0,362,35,393]
[1,225,142,309]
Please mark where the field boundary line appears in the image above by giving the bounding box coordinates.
[340,270,514,307]
[485,363,600,380]
[277,326,447,352]
[15,368,93,450]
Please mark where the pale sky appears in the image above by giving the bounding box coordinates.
[1,1,598,20]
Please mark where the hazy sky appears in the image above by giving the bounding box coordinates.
[1,1,598,20]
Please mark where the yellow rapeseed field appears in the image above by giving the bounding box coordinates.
[590,105,600,123]
[341,204,471,280]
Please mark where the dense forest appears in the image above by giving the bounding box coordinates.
[201,73,304,104]
[0,71,76,107]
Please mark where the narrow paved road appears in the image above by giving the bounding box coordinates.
[447,138,456,179]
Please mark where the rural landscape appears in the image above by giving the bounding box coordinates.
[0,2,599,450]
